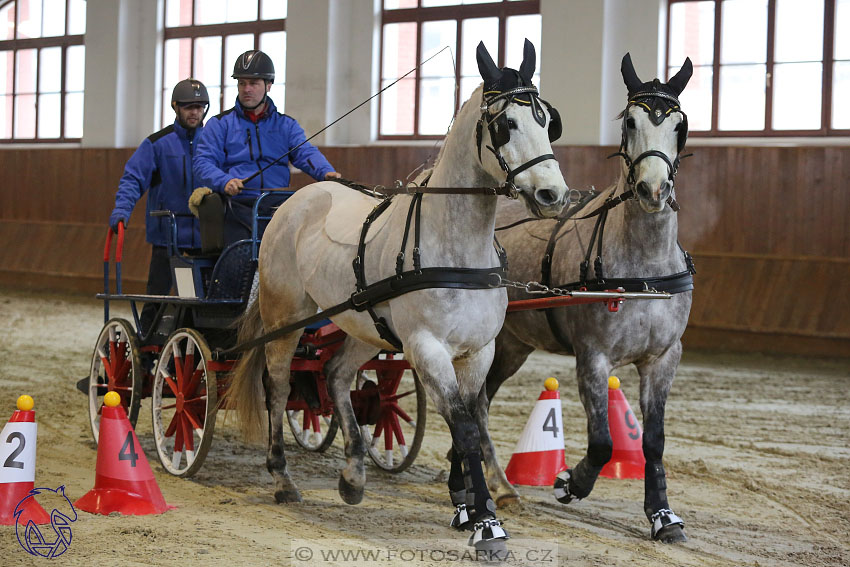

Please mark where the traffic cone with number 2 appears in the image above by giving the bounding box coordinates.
[504,378,567,486]
[75,392,173,515]
[0,395,50,525]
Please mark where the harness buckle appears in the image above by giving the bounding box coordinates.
[504,183,519,200]
[486,273,503,288]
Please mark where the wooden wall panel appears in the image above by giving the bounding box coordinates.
[0,145,847,356]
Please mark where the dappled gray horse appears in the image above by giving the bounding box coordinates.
[227,40,567,549]
[473,53,695,543]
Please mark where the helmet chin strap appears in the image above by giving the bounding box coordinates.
[240,93,267,112]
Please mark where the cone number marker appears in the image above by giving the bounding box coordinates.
[3,432,25,469]
[542,408,559,438]
[119,431,139,468]
[0,422,36,483]
[624,409,641,440]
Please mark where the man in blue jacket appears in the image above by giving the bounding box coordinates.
[109,78,209,334]
[193,49,340,246]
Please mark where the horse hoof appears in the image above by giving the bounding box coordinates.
[274,488,303,504]
[338,476,364,505]
[495,492,522,511]
[553,470,581,504]
[655,524,687,544]
[474,537,509,564]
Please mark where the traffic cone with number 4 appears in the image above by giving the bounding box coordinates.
[504,378,567,486]
[75,392,173,515]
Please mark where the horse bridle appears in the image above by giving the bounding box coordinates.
[475,85,561,190]
[608,90,689,189]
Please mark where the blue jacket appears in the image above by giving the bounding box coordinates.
[193,96,334,199]
[111,120,202,249]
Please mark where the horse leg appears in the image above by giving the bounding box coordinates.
[637,342,687,543]
[264,333,305,503]
[410,339,508,550]
[554,351,611,504]
[324,336,380,505]
[476,329,535,508]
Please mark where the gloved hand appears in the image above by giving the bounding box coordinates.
[109,211,128,232]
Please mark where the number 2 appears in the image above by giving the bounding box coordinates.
[3,432,26,469]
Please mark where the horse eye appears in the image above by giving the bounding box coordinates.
[507,119,517,129]
[626,118,636,129]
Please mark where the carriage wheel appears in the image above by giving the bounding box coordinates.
[88,318,143,443]
[358,366,426,473]
[151,328,217,477]
[285,373,338,452]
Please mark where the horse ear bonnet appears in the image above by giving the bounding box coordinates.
[620,52,691,153]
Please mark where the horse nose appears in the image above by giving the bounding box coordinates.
[636,180,671,203]
[534,187,561,207]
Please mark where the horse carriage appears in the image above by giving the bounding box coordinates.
[83,192,427,478]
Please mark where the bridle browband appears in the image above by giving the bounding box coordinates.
[476,85,558,188]
[607,90,689,190]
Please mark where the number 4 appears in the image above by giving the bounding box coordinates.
[119,431,139,467]
[542,408,559,438]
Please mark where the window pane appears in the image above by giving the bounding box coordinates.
[15,94,36,137]
[720,0,767,64]
[460,76,480,104]
[506,14,541,73]
[16,49,37,94]
[0,51,12,95]
[39,46,61,93]
[836,0,850,60]
[259,30,286,82]
[422,0,460,6]
[65,92,82,137]
[772,62,821,130]
[17,0,42,39]
[382,23,417,79]
[196,0,257,25]
[718,63,765,130]
[68,0,86,34]
[206,85,222,117]
[225,34,255,82]
[38,92,60,137]
[223,84,238,109]
[833,61,850,128]
[194,36,223,89]
[384,0,417,8]
[462,18,497,79]
[261,0,287,19]
[669,1,714,66]
[0,3,14,41]
[380,77,415,135]
[0,95,11,137]
[166,0,193,27]
[164,39,192,91]
[66,45,85,92]
[672,64,713,130]
[42,0,66,37]
[421,20,456,78]
[419,77,454,134]
[161,89,171,128]
[775,0,823,63]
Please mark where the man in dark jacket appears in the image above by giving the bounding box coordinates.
[109,78,209,334]
[193,50,340,245]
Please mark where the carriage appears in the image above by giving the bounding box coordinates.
[83,191,427,478]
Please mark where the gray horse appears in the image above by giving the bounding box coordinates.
[472,53,695,543]
[227,40,568,550]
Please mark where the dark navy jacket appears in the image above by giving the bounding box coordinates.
[193,96,334,199]
[112,120,202,248]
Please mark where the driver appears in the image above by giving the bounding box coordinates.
[193,50,341,246]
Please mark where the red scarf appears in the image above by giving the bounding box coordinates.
[245,105,267,123]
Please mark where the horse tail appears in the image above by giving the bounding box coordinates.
[226,298,267,443]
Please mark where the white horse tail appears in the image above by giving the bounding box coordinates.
[226,298,267,443]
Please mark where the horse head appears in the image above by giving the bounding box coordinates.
[618,53,692,213]
[475,39,567,218]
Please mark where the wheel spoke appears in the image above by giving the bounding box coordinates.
[165,411,179,438]
[181,414,195,452]
[171,448,183,470]
[182,404,204,431]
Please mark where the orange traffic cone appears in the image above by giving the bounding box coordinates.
[600,376,645,479]
[75,392,173,515]
[504,378,567,486]
[0,395,50,525]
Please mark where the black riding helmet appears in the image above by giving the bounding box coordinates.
[232,50,275,82]
[172,78,210,106]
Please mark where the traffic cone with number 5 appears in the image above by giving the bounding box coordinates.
[504,378,567,486]
[75,392,173,515]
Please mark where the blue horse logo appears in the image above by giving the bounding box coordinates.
[14,486,77,558]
